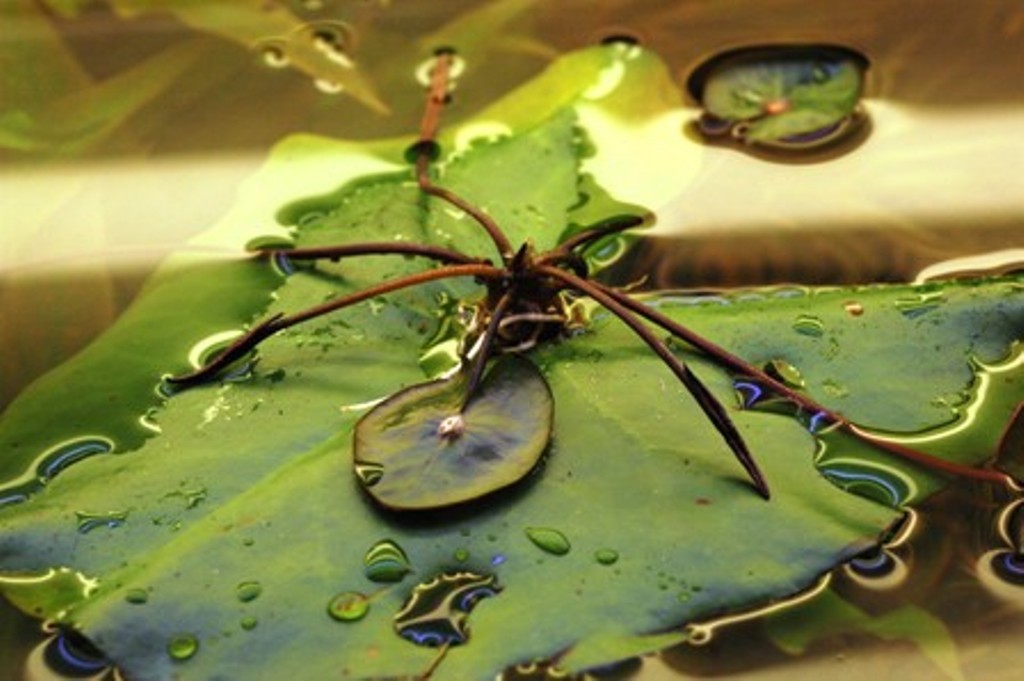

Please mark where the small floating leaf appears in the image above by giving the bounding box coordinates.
[353,357,553,510]
[689,45,867,149]
[394,571,501,647]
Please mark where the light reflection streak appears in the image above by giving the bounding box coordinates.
[996,498,1024,548]
[186,330,244,370]
[848,345,1023,446]
[818,461,918,507]
[685,574,832,645]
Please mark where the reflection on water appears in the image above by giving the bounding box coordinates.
[687,44,868,151]
[2,0,1023,678]
[655,483,1024,680]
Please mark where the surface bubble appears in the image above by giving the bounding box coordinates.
[414,53,466,89]
[44,629,109,676]
[843,546,908,590]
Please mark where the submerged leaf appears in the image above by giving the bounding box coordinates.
[764,588,963,681]
[354,357,553,510]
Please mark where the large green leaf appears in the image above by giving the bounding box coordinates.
[0,44,1021,680]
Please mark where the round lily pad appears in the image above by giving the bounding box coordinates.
[688,45,867,148]
[353,356,553,510]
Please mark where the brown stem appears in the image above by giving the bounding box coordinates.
[415,156,515,263]
[170,263,504,386]
[412,51,515,263]
[590,280,1015,487]
[540,265,770,499]
[419,49,453,144]
[460,289,516,412]
[259,242,486,266]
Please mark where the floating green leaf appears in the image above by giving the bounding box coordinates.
[355,357,553,510]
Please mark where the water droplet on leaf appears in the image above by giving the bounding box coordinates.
[236,581,262,602]
[124,588,149,604]
[363,539,412,583]
[354,462,384,487]
[792,314,825,337]
[894,291,945,319]
[167,633,199,661]
[75,510,128,534]
[764,359,806,389]
[327,591,369,622]
[843,300,864,316]
[525,527,571,556]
